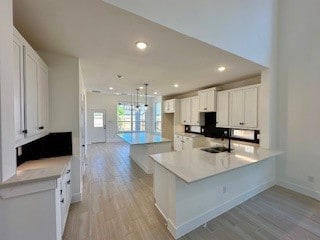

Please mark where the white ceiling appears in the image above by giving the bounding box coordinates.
[13,0,265,96]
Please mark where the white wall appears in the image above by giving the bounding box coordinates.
[87,93,155,142]
[104,0,277,68]
[0,0,16,182]
[38,52,82,202]
[276,0,320,200]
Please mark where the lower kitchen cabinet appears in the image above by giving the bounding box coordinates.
[174,134,205,151]
[0,157,72,240]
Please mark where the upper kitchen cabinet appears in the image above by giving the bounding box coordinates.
[14,28,49,146]
[163,99,178,113]
[230,85,258,129]
[216,90,229,127]
[180,98,191,125]
[198,87,216,112]
[13,33,25,142]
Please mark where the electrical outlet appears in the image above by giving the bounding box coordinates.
[224,131,228,135]
[308,176,314,183]
[222,185,227,194]
[18,147,22,156]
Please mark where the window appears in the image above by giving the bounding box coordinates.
[117,103,146,132]
[154,101,161,133]
[93,112,104,127]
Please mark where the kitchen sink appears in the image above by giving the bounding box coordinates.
[201,146,231,153]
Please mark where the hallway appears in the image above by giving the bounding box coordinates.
[63,143,320,240]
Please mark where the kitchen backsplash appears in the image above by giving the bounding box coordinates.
[16,132,72,166]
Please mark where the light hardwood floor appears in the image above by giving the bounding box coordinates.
[63,142,320,240]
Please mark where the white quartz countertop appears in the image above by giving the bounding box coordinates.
[0,156,72,188]
[117,132,171,145]
[150,143,282,183]
[174,132,204,138]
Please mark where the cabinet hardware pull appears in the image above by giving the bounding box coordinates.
[38,126,44,130]
[22,130,28,134]
[67,180,71,184]
[61,198,64,203]
[66,170,71,174]
[60,190,62,195]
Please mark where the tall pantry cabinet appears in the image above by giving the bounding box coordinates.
[13,28,49,146]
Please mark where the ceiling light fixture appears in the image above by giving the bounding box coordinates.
[135,88,140,111]
[136,41,147,50]
[144,83,149,111]
[154,91,158,95]
[218,66,226,72]
[174,84,179,88]
[109,87,113,90]
[139,86,144,89]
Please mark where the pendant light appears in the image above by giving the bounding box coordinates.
[135,88,140,111]
[144,83,148,111]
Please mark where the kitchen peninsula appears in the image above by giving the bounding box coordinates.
[150,142,282,239]
[117,132,172,174]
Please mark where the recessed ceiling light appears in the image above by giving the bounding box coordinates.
[154,91,158,95]
[218,66,226,72]
[174,84,179,88]
[136,41,147,50]
[139,86,144,89]
[109,87,113,90]
[116,92,120,95]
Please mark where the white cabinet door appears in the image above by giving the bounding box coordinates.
[190,96,200,125]
[37,64,49,133]
[13,35,25,141]
[230,89,243,127]
[198,88,216,112]
[25,48,39,138]
[164,99,175,113]
[206,89,216,112]
[243,87,258,128]
[198,91,207,112]
[230,86,259,129]
[216,91,229,127]
[180,98,191,125]
[183,137,193,150]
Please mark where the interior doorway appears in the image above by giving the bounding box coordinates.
[88,109,106,143]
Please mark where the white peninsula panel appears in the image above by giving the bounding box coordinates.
[151,144,282,239]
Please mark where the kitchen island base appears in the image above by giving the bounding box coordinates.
[153,157,276,239]
[130,142,172,174]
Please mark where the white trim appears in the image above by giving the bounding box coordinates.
[277,180,320,201]
[71,192,82,203]
[155,203,168,221]
[167,180,275,239]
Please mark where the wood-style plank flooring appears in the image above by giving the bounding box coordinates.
[63,142,320,240]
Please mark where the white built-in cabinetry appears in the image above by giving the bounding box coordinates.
[216,91,229,127]
[198,87,216,112]
[216,85,259,129]
[174,134,205,151]
[180,98,191,125]
[180,96,204,126]
[163,99,178,113]
[13,28,49,146]
[230,86,258,128]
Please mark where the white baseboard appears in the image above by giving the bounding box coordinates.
[71,192,82,203]
[277,180,320,201]
[155,203,168,221]
[168,180,275,239]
